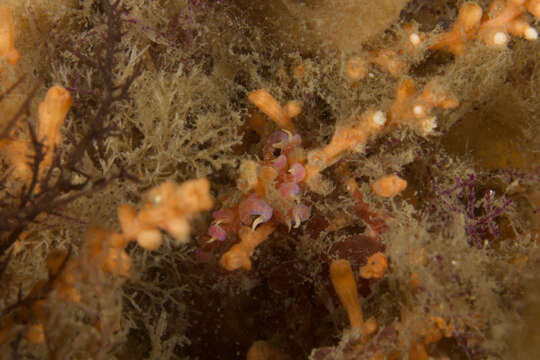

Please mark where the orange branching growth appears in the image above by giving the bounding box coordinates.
[0,137,32,180]
[479,0,539,46]
[359,252,388,279]
[371,174,407,198]
[0,178,213,346]
[304,110,387,187]
[248,89,301,132]
[346,1,539,84]
[527,0,540,17]
[330,259,365,330]
[212,91,309,265]
[47,229,133,306]
[0,8,72,183]
[0,86,73,182]
[330,259,379,345]
[0,229,132,346]
[117,204,160,250]
[85,229,132,277]
[220,222,276,271]
[368,49,407,77]
[0,6,20,68]
[430,1,538,55]
[430,2,484,56]
[118,179,213,250]
[345,50,409,81]
[38,85,73,169]
[390,78,458,136]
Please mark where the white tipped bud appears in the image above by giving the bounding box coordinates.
[481,26,509,48]
[493,31,508,46]
[413,104,426,118]
[372,110,387,126]
[409,33,421,46]
[508,18,538,40]
[525,27,538,40]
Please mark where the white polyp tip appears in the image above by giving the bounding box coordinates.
[413,104,425,118]
[525,27,538,40]
[493,32,508,46]
[409,33,421,46]
[373,111,387,126]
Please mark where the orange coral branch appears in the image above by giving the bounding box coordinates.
[118,179,213,249]
[220,221,276,271]
[330,259,364,329]
[0,6,20,68]
[304,110,387,187]
[248,89,298,132]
